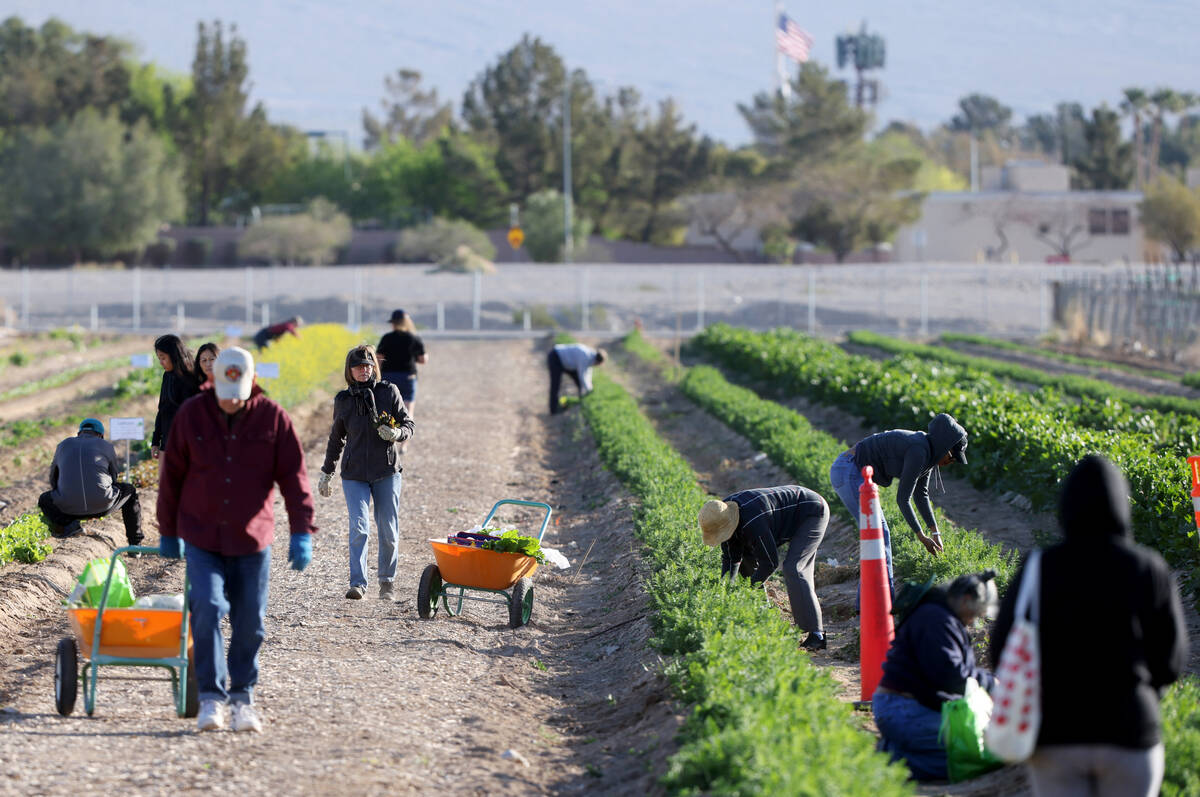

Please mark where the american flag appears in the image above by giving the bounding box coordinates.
[776,13,814,63]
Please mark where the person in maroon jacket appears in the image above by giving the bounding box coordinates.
[157,346,316,734]
[252,316,303,350]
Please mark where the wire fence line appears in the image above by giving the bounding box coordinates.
[0,262,1102,341]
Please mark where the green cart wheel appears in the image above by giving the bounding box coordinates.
[55,638,78,716]
[509,578,534,628]
[417,564,442,619]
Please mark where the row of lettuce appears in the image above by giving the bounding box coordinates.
[620,328,1198,794]
[692,324,1199,600]
[0,324,362,566]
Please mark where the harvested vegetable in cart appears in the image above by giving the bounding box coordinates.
[478,529,546,563]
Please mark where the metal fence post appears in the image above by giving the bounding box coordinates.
[472,271,481,331]
[20,267,30,329]
[920,271,929,337]
[177,302,185,332]
[132,267,141,332]
[697,270,706,331]
[90,303,98,332]
[808,269,817,335]
[580,267,590,332]
[245,267,253,327]
[437,301,445,332]
[523,309,531,331]
[261,302,269,328]
[354,267,364,329]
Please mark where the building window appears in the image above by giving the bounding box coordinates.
[1110,208,1130,235]
[1088,208,1108,235]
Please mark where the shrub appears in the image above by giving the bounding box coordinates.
[144,237,176,267]
[0,513,52,566]
[179,237,213,266]
[238,198,351,266]
[523,189,592,263]
[392,217,495,264]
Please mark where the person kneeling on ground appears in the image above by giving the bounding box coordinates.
[873,569,998,781]
[546,342,605,414]
[698,485,829,650]
[157,347,317,734]
[38,418,143,545]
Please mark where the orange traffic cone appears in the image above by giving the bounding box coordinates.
[1188,456,1200,543]
[859,465,895,701]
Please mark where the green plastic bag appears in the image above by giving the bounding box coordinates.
[939,677,1005,782]
[68,556,136,608]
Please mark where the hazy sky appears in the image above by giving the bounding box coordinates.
[6,1,1199,147]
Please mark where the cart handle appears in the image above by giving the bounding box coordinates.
[90,545,191,673]
[480,500,554,542]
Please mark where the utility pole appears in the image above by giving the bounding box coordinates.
[562,79,574,264]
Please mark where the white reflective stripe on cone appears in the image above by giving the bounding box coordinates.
[860,537,886,561]
[1193,496,1200,512]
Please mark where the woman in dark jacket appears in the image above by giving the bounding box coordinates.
[318,345,414,601]
[873,569,998,781]
[990,455,1188,797]
[151,334,198,458]
[376,309,427,453]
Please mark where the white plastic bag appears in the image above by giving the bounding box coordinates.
[985,550,1042,762]
[540,547,571,570]
[132,593,185,611]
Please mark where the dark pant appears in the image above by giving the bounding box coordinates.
[382,371,417,402]
[252,328,271,350]
[185,544,271,705]
[39,484,143,545]
[778,497,829,634]
[547,350,581,414]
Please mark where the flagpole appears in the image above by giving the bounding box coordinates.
[775,1,792,101]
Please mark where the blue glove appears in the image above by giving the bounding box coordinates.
[159,536,183,559]
[288,534,312,572]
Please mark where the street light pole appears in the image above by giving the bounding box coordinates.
[562,79,573,264]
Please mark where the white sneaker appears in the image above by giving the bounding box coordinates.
[196,700,226,731]
[231,702,263,733]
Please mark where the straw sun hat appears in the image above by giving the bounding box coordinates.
[698,499,740,546]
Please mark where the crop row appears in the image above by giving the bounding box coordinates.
[625,331,1199,795]
[690,324,1199,599]
[849,330,1200,443]
[939,332,1190,385]
[576,365,913,794]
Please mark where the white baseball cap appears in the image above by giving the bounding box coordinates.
[214,346,254,400]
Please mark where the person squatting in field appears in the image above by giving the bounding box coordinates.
[157,346,316,733]
[872,569,998,781]
[698,485,830,651]
[991,455,1188,797]
[252,316,303,350]
[829,412,968,596]
[376,308,427,454]
[39,418,143,545]
[546,342,606,414]
[151,334,198,459]
[318,344,414,601]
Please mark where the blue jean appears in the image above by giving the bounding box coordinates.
[185,544,271,705]
[873,691,947,781]
[382,371,416,402]
[343,473,402,587]
[830,451,895,596]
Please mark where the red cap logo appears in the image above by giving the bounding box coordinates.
[224,365,243,382]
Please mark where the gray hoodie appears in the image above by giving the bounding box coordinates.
[852,413,967,538]
[49,432,121,515]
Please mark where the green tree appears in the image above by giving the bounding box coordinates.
[1071,105,1133,190]
[1020,103,1086,164]
[622,100,712,243]
[362,68,454,150]
[0,109,183,261]
[0,16,134,129]
[1121,87,1150,188]
[461,35,566,202]
[1139,176,1200,262]
[947,93,1014,142]
[522,189,591,262]
[1147,88,1189,183]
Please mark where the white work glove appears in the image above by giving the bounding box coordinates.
[317,471,334,498]
[377,425,403,442]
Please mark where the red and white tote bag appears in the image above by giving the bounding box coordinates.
[985,549,1042,763]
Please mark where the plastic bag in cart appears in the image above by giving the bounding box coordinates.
[132,593,185,611]
[66,556,136,608]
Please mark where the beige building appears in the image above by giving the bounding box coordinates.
[895,161,1145,263]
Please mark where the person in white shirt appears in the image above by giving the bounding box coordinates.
[546,343,606,414]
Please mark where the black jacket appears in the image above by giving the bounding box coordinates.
[990,455,1188,749]
[321,378,413,482]
[718,485,827,583]
[152,370,198,449]
[376,330,425,375]
[879,592,994,711]
[852,412,966,537]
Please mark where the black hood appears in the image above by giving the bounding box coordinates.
[1058,454,1132,541]
[926,413,967,463]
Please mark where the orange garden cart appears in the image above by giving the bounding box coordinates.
[55,545,197,718]
[416,499,552,628]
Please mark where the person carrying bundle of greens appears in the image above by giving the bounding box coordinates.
[698,485,830,651]
[829,413,968,596]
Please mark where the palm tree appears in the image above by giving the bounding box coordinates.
[1148,87,1186,183]
[1121,87,1148,189]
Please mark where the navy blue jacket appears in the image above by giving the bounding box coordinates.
[719,485,826,584]
[879,595,994,712]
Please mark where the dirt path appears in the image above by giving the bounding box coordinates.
[0,339,678,796]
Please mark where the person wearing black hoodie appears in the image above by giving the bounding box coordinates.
[317,345,414,601]
[829,413,968,595]
[151,334,198,458]
[990,455,1188,797]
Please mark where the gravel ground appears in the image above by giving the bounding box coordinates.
[0,339,678,796]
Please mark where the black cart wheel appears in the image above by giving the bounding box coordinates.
[55,638,78,716]
[417,564,442,619]
[183,651,199,718]
[509,578,534,628]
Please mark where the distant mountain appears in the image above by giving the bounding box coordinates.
[10,0,1200,146]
